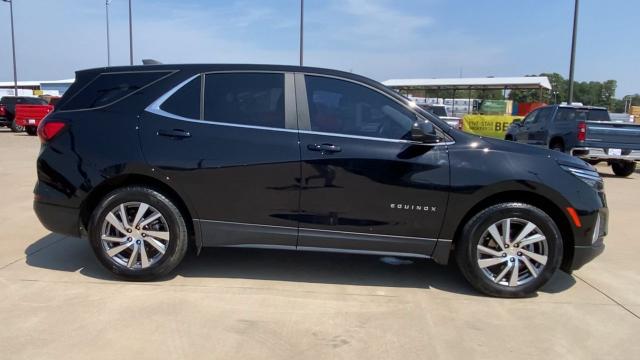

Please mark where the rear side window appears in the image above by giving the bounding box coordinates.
[160,76,201,119]
[203,73,285,128]
[61,71,170,110]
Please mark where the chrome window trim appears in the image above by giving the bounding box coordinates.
[296,72,455,145]
[145,70,453,145]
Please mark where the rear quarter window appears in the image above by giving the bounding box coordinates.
[160,76,201,119]
[587,110,610,121]
[60,71,172,111]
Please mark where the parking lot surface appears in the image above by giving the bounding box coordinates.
[1,131,639,360]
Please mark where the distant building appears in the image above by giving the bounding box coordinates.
[0,79,74,97]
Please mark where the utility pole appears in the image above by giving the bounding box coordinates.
[299,0,304,66]
[2,0,18,96]
[568,0,579,104]
[129,0,134,65]
[106,0,111,66]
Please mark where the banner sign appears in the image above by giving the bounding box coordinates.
[461,115,521,138]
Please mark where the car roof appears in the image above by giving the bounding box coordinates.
[556,104,607,111]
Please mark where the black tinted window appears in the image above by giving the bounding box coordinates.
[305,75,414,140]
[61,71,170,110]
[587,109,609,121]
[161,76,201,119]
[26,98,47,105]
[203,73,284,128]
[1,97,16,105]
[535,107,554,124]
[555,108,586,122]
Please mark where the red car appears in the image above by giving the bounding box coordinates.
[15,97,60,135]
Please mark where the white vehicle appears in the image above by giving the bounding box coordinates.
[418,104,461,128]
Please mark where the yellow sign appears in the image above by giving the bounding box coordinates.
[461,114,520,139]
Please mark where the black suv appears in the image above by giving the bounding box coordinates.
[34,64,607,297]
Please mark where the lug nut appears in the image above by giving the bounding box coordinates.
[504,244,509,248]
[517,252,522,256]
[514,243,519,248]
[510,258,515,262]
[127,237,132,241]
[136,240,141,245]
[141,233,146,237]
[502,253,507,257]
[126,228,132,233]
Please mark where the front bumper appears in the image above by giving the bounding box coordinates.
[571,147,640,161]
[570,237,605,270]
[34,200,81,238]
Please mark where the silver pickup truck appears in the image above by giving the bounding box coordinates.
[505,105,640,176]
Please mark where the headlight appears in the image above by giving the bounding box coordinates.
[560,165,603,190]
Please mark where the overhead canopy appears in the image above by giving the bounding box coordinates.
[382,76,551,91]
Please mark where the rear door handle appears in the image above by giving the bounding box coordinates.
[307,143,341,153]
[157,129,191,138]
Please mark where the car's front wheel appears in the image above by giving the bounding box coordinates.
[455,203,563,297]
[88,186,189,280]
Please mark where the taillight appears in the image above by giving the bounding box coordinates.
[37,120,66,143]
[0,105,5,116]
[577,121,586,142]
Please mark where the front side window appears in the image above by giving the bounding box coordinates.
[203,73,285,128]
[305,75,414,140]
[522,109,540,125]
[535,107,554,125]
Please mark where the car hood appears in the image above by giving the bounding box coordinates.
[481,137,594,171]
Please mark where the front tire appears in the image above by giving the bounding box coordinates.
[455,203,562,298]
[611,161,636,177]
[25,126,37,136]
[10,119,24,132]
[88,186,188,280]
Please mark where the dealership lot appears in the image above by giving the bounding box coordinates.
[0,130,638,359]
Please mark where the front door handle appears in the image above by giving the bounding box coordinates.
[307,143,341,153]
[157,129,191,138]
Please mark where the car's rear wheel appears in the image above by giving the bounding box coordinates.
[611,161,636,177]
[10,119,24,132]
[25,126,37,136]
[88,186,188,280]
[455,203,562,297]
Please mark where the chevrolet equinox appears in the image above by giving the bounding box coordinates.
[34,64,607,297]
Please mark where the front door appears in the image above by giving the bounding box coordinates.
[516,108,539,143]
[295,74,450,256]
[140,72,301,248]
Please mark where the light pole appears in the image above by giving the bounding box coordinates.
[128,0,133,65]
[299,0,303,66]
[106,0,111,66]
[568,0,579,104]
[2,0,18,96]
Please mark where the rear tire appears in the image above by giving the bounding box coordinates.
[25,126,37,136]
[455,202,563,298]
[611,161,636,177]
[10,119,24,133]
[88,186,189,280]
[550,141,564,152]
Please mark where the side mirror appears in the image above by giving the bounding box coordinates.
[512,119,522,126]
[411,121,441,144]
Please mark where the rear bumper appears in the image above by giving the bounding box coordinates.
[571,147,640,161]
[34,200,81,238]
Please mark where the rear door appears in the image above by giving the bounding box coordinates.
[141,71,301,248]
[295,73,450,256]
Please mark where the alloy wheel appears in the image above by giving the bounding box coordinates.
[476,218,548,287]
[100,201,170,269]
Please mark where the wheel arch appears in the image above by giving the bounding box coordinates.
[79,173,200,252]
[450,190,575,271]
[549,136,565,151]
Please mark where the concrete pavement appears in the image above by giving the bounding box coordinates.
[0,130,638,359]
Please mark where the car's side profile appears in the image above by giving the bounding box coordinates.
[34,64,607,297]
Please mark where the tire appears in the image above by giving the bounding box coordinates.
[25,126,37,136]
[455,202,563,298]
[611,161,636,177]
[88,186,189,280]
[10,119,24,133]
[550,142,564,152]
